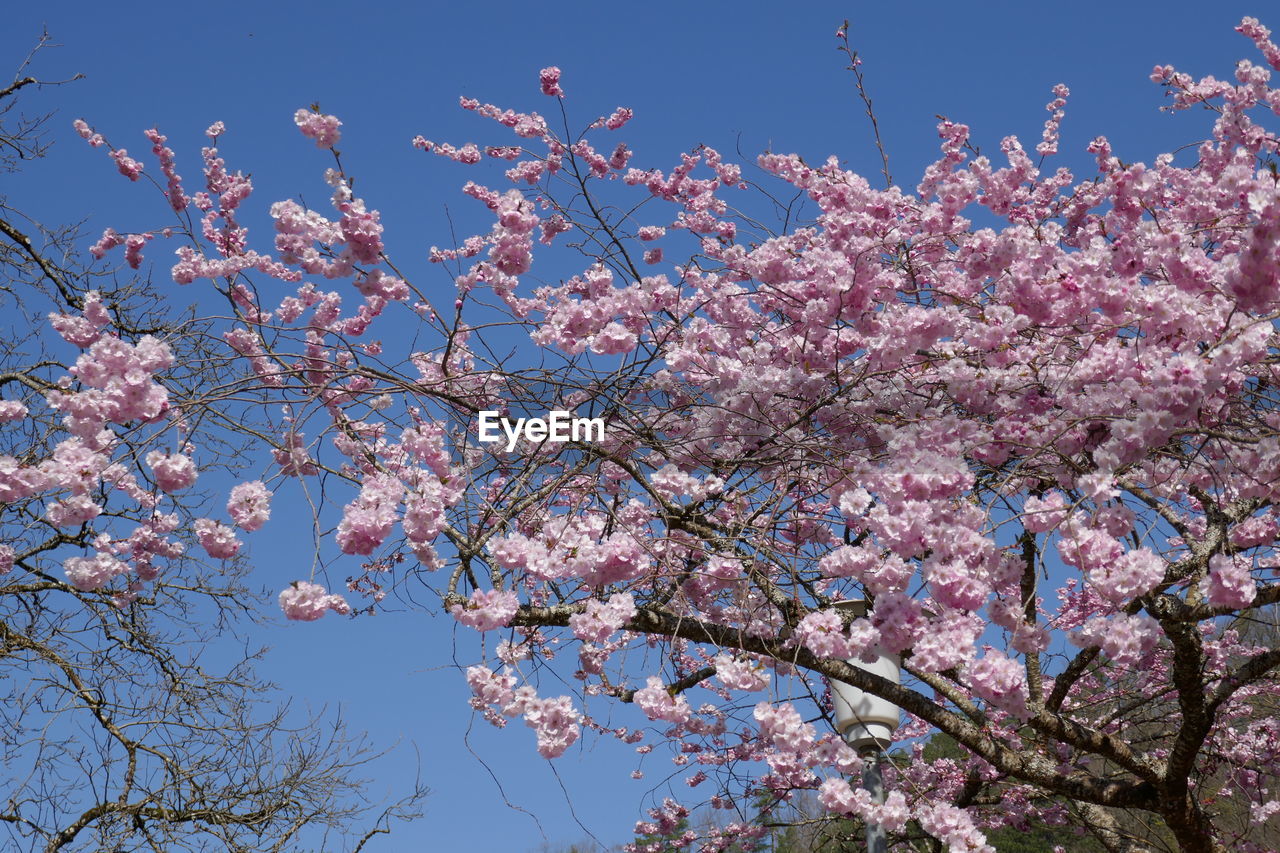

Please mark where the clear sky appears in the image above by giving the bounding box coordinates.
[1,1,1272,849]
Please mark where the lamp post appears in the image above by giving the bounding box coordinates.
[829,599,901,853]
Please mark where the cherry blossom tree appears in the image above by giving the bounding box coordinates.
[31,16,1280,853]
[0,39,426,852]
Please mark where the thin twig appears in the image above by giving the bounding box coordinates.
[837,20,892,189]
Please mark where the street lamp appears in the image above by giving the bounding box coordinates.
[829,599,901,853]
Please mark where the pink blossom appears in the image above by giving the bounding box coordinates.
[466,665,516,710]
[753,701,815,754]
[522,695,580,758]
[0,455,46,503]
[591,322,638,355]
[634,676,692,724]
[870,591,926,654]
[927,559,990,611]
[110,149,143,181]
[604,107,633,130]
[916,802,994,853]
[73,118,105,147]
[795,609,854,658]
[1072,613,1161,667]
[1023,492,1068,533]
[569,592,635,643]
[293,108,342,149]
[46,495,102,528]
[193,518,242,559]
[450,588,519,631]
[400,423,452,477]
[145,450,197,492]
[818,777,873,817]
[144,127,188,211]
[272,433,319,477]
[278,580,351,621]
[650,464,705,501]
[227,480,272,531]
[123,233,151,269]
[964,651,1031,719]
[0,544,13,574]
[875,791,912,833]
[49,290,112,347]
[713,654,770,692]
[910,611,981,673]
[539,66,564,97]
[0,400,27,423]
[335,474,403,555]
[64,553,129,591]
[1089,547,1165,606]
[39,438,108,496]
[89,228,125,260]
[1203,553,1257,609]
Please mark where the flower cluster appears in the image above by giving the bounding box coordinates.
[293,108,342,149]
[279,580,351,621]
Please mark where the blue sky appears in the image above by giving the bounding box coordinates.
[1,1,1273,849]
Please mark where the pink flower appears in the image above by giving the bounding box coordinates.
[910,611,981,673]
[144,127,188,211]
[916,803,993,852]
[89,228,125,261]
[227,480,272,531]
[1071,613,1161,667]
[335,474,404,555]
[795,610,854,659]
[964,651,1030,719]
[753,701,816,754]
[713,654,769,692]
[64,553,129,591]
[634,676,692,724]
[40,439,108,496]
[466,665,516,710]
[522,695,580,758]
[650,464,705,502]
[0,400,27,423]
[450,588,519,631]
[539,66,564,97]
[46,495,102,528]
[604,107,633,130]
[591,322,638,355]
[1023,492,1068,533]
[1203,553,1257,609]
[927,559,990,611]
[568,592,635,643]
[110,149,143,181]
[819,778,873,817]
[193,518,242,560]
[73,118,105,147]
[1089,547,1165,606]
[278,580,351,621]
[145,450,197,492]
[0,544,13,574]
[293,108,342,149]
[272,432,319,477]
[49,290,112,347]
[123,233,151,269]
